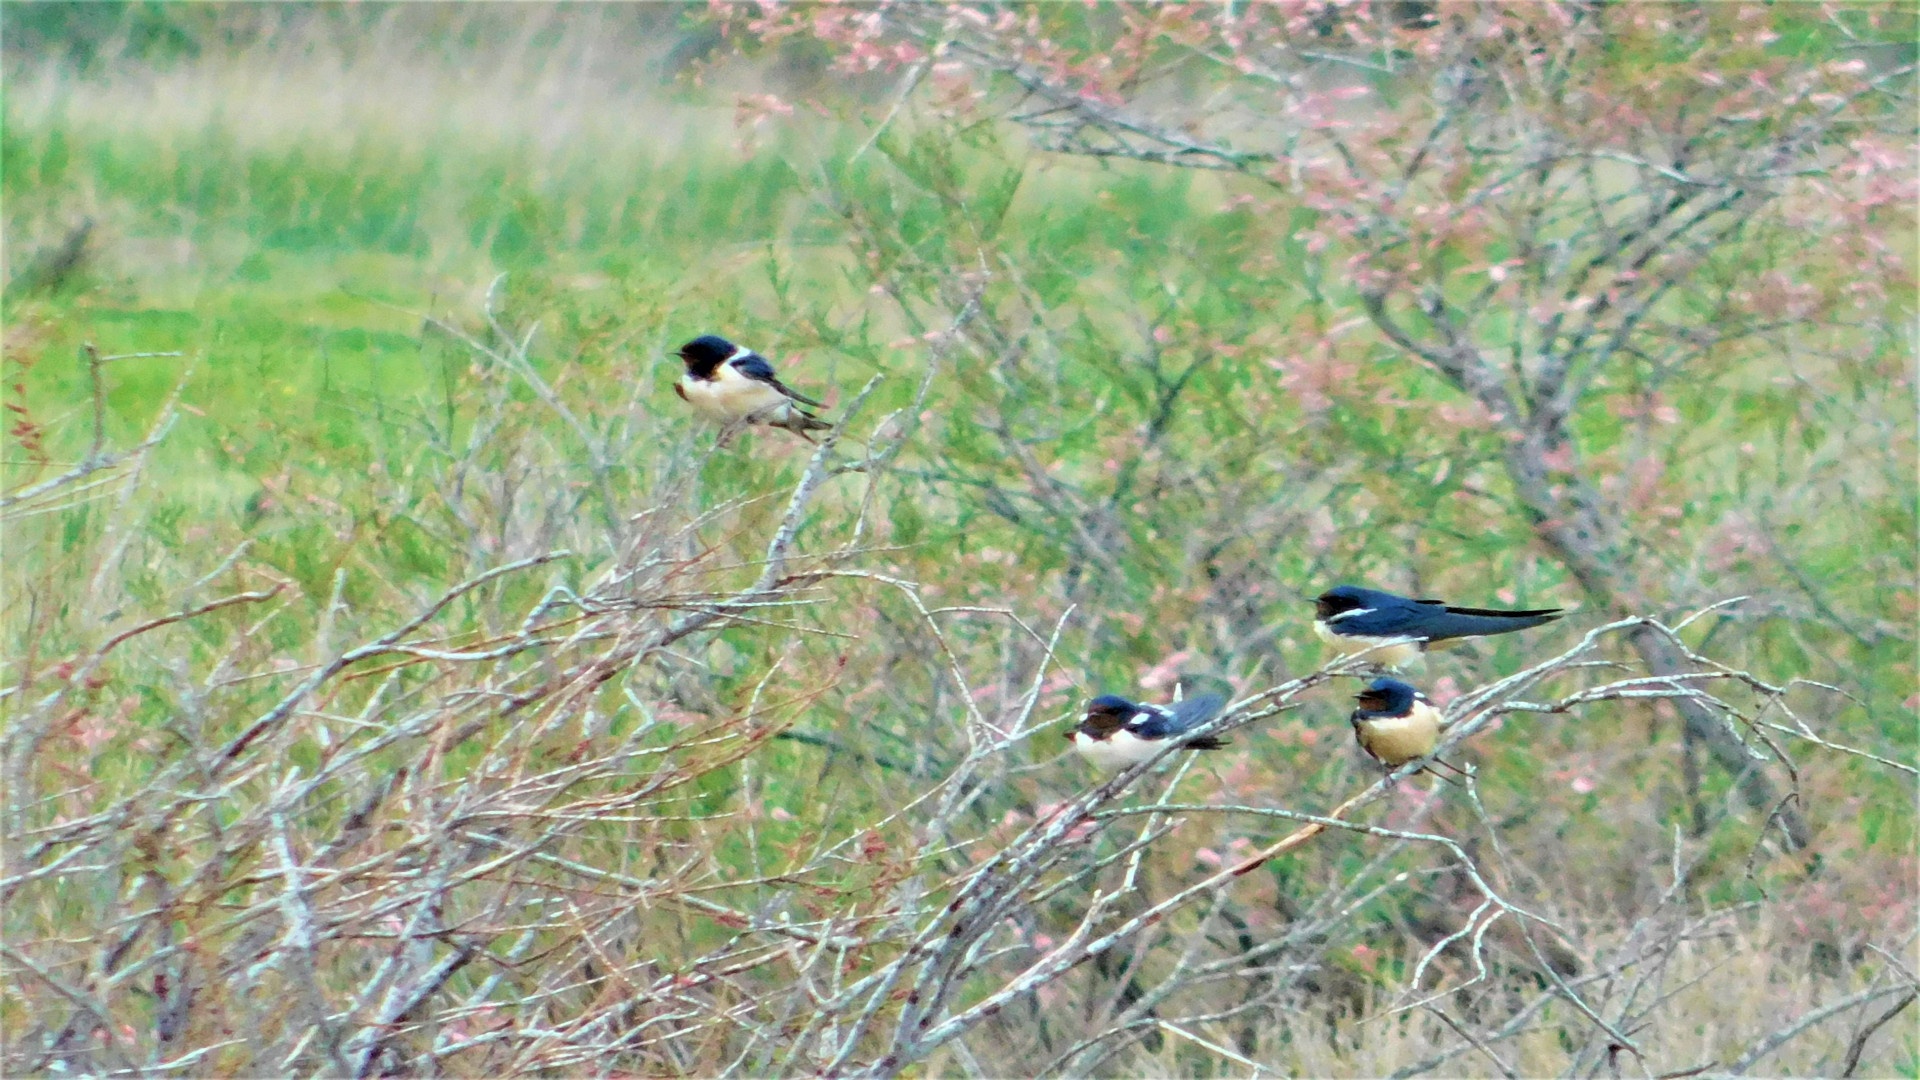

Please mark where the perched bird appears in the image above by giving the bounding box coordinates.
[673,334,832,440]
[1312,584,1562,668]
[1066,693,1228,771]
[1349,677,1446,772]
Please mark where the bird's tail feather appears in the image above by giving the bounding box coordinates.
[1444,604,1562,618]
[768,409,833,442]
[1426,609,1561,640]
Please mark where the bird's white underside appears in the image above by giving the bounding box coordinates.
[1071,729,1163,770]
[679,363,799,425]
[1354,700,1445,767]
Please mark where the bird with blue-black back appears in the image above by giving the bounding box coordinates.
[1066,693,1228,771]
[1312,584,1562,669]
[674,334,832,441]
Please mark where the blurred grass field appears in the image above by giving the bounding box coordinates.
[3,4,1914,1075]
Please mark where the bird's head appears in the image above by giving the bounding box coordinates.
[676,335,738,376]
[1068,694,1140,740]
[1354,677,1420,716]
[1313,585,1372,621]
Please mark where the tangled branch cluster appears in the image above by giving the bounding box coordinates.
[5,2,1914,1076]
[5,301,1910,1077]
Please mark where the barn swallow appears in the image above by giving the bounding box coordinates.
[674,335,832,440]
[1349,677,1445,772]
[1312,585,1562,668]
[1066,693,1227,771]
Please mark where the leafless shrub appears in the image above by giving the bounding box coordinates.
[5,306,1909,1076]
[4,5,1913,1075]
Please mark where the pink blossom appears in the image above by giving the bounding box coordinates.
[1627,455,1667,511]
[71,711,115,751]
[1540,442,1576,473]
[1138,650,1194,690]
[1436,398,1502,430]
[1269,349,1359,415]
[1706,514,1765,573]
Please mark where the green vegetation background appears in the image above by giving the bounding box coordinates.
[4,4,1913,1075]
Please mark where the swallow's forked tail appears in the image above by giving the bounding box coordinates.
[1424,606,1562,641]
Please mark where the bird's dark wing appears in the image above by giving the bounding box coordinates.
[1170,693,1226,731]
[1344,600,1560,641]
[731,354,826,408]
[729,352,780,383]
[1326,600,1430,638]
[1127,694,1226,740]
